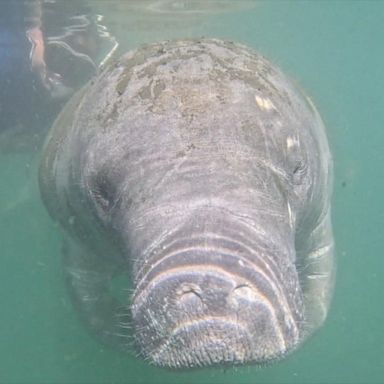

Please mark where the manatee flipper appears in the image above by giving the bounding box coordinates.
[299,210,335,332]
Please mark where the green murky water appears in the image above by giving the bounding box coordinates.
[0,1,383,383]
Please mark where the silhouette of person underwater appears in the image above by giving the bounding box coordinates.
[0,0,117,150]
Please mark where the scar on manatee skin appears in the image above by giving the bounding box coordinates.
[175,143,196,158]
[116,73,130,96]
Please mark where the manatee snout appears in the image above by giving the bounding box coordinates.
[131,235,301,367]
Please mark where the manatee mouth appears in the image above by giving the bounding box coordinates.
[151,319,253,368]
[132,261,302,368]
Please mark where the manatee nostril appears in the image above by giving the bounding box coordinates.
[231,284,259,302]
[175,283,203,306]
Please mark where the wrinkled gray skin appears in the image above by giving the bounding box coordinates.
[39,39,335,368]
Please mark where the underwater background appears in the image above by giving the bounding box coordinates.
[0,1,383,383]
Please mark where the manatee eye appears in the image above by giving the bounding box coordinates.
[90,170,118,213]
[292,160,307,185]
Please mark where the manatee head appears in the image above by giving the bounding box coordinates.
[39,39,334,369]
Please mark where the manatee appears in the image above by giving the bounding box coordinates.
[39,39,335,368]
